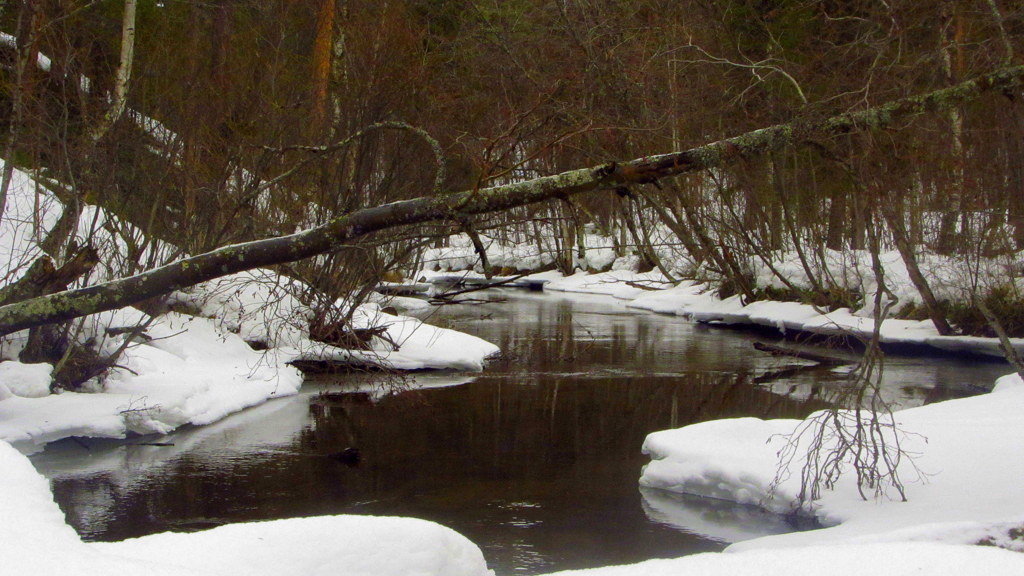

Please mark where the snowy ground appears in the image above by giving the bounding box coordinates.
[642,374,1024,543]
[538,542,1023,576]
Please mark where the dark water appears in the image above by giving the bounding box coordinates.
[31,291,1007,575]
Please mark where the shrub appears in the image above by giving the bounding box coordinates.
[947,285,1024,337]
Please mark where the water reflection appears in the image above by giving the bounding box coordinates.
[640,488,811,544]
[33,291,1007,575]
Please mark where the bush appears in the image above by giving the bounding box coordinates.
[947,285,1024,337]
[750,285,862,311]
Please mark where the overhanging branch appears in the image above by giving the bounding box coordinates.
[1,65,1022,336]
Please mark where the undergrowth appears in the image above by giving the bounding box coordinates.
[750,285,862,311]
[946,285,1024,338]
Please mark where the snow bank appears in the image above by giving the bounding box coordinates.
[538,542,1024,576]
[177,270,499,372]
[640,373,1024,551]
[641,418,799,515]
[0,440,494,576]
[0,274,497,452]
[625,279,1024,358]
[0,311,304,454]
[0,361,53,398]
[544,269,671,300]
[422,232,1024,360]
[93,516,492,576]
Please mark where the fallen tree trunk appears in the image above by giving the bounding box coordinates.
[753,341,850,366]
[0,248,99,308]
[0,65,1022,337]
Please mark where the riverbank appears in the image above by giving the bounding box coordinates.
[418,267,1024,360]
[0,269,499,454]
[2,285,1023,574]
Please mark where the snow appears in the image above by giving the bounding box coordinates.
[0,361,53,398]
[0,440,494,576]
[626,278,1024,358]
[544,269,671,300]
[640,373,1024,554]
[642,418,797,514]
[92,516,492,576]
[0,283,497,451]
[0,312,304,453]
[538,543,1024,576]
[176,269,499,372]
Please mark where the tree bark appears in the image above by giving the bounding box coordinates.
[89,0,137,143]
[310,0,337,138]
[0,1,42,228]
[1,65,1023,336]
[881,203,954,335]
[461,219,493,279]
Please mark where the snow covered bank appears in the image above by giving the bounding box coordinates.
[640,373,1024,552]
[0,270,497,453]
[1,264,496,453]
[280,303,500,371]
[422,228,1024,360]
[0,310,304,454]
[537,542,1024,576]
[529,268,1024,359]
[626,280,1024,358]
[0,283,498,453]
[543,268,670,300]
[174,269,500,372]
[0,440,494,576]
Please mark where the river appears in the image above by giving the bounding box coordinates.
[30,291,1008,574]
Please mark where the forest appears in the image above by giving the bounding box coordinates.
[1,2,1024,575]
[1,2,1023,380]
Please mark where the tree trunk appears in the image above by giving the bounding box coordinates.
[90,0,137,143]
[311,0,337,139]
[462,220,493,279]
[0,1,42,227]
[881,204,954,335]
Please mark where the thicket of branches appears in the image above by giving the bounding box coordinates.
[0,0,1023,386]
